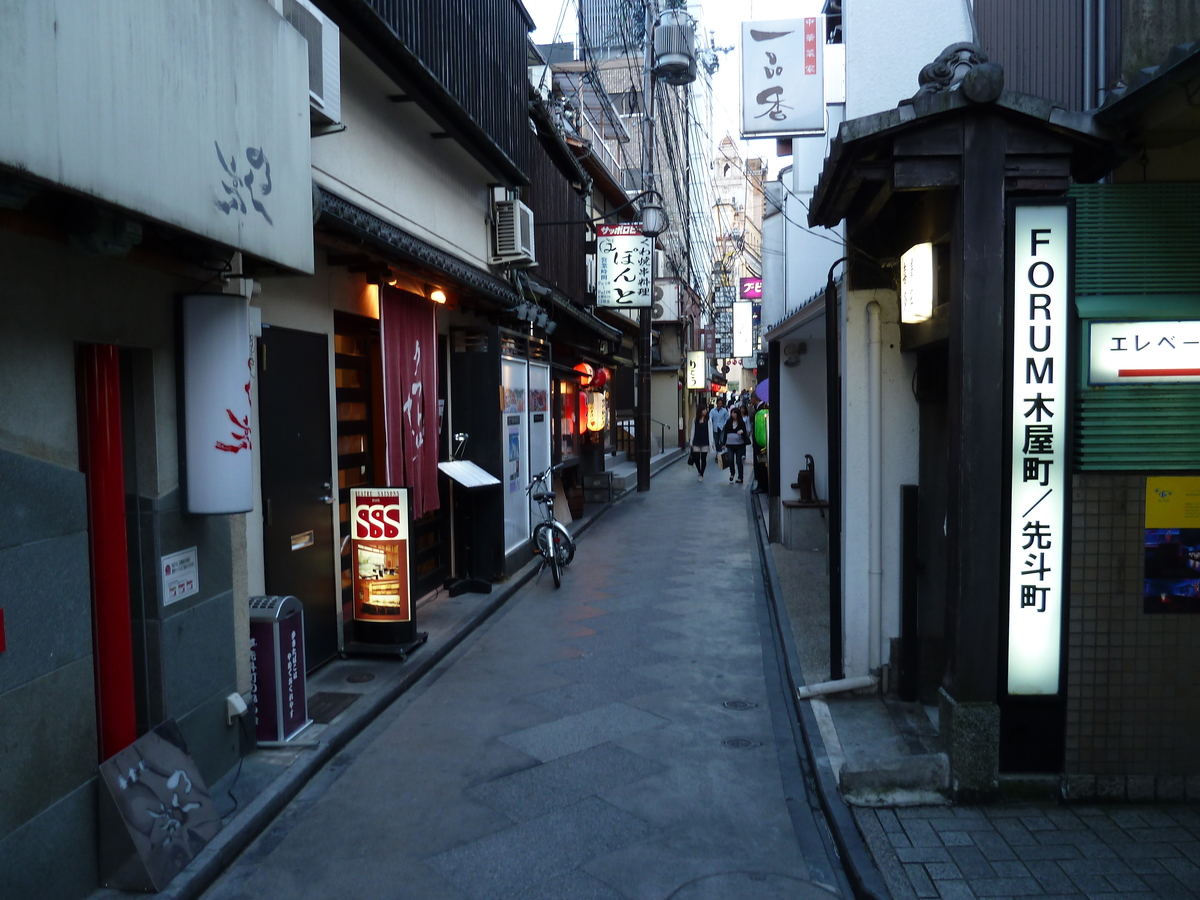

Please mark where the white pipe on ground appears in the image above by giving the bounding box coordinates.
[867,300,882,672]
[796,674,879,699]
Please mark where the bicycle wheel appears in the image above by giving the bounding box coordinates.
[555,526,575,567]
[548,530,562,588]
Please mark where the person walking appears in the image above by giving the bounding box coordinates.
[691,406,711,482]
[723,407,749,484]
[709,397,730,456]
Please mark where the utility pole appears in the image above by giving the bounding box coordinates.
[636,0,657,492]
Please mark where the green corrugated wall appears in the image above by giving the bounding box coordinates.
[1071,184,1200,471]
[1071,184,1200,294]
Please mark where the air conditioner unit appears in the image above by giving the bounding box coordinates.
[652,279,679,322]
[491,199,537,267]
[279,0,341,126]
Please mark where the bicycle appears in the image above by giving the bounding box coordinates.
[527,463,576,588]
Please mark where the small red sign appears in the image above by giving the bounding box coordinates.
[739,277,763,301]
[803,18,817,75]
[597,223,643,237]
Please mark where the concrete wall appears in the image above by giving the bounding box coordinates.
[651,373,681,453]
[0,231,241,899]
[839,287,919,678]
[844,0,974,119]
[0,448,97,900]
[311,38,495,272]
[1121,0,1200,81]
[777,334,828,504]
[762,186,786,331]
[787,131,845,308]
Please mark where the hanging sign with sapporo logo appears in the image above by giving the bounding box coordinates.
[596,224,652,308]
[1006,205,1069,696]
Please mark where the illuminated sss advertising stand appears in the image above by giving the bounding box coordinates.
[344,487,428,658]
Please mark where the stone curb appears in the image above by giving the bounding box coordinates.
[749,495,893,900]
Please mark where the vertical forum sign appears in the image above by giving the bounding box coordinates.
[1007,205,1069,696]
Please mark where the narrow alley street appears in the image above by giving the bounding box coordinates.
[199,461,848,900]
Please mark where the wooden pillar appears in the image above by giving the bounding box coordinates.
[946,113,1008,703]
[940,112,1008,797]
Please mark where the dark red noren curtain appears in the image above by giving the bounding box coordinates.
[380,287,440,517]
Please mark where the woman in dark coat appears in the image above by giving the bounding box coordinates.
[691,406,711,482]
[723,407,749,484]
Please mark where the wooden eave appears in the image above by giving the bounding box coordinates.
[809,88,1123,231]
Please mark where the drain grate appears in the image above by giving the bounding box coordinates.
[722,699,758,711]
[721,737,762,750]
[308,691,360,724]
[345,672,375,684]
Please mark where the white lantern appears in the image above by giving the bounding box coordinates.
[900,242,934,324]
[182,294,253,513]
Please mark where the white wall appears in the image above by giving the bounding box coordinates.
[833,1,968,676]
[651,373,681,451]
[839,287,919,677]
[784,105,845,317]
[0,0,313,274]
[311,38,495,271]
[762,188,787,330]
[778,332,828,503]
[844,0,974,119]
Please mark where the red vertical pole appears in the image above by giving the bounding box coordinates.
[78,344,137,761]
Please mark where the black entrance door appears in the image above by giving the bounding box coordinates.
[259,325,338,669]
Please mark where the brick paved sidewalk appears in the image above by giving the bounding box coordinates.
[854,804,1200,898]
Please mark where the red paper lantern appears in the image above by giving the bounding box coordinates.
[573,362,595,387]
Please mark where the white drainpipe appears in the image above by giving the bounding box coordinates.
[867,300,883,671]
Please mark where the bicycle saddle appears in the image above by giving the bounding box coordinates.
[533,491,555,503]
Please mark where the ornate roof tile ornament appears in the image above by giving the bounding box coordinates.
[915,42,1005,103]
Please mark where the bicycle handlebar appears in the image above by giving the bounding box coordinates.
[525,463,566,495]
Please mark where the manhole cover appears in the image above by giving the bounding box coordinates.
[723,699,758,711]
[346,672,375,684]
[722,737,762,750]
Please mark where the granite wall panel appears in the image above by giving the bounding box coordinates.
[0,779,99,900]
[0,657,97,842]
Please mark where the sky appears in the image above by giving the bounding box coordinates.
[521,0,823,176]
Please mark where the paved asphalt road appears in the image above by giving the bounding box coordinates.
[200,460,850,900]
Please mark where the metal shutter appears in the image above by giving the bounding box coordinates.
[1075,386,1200,471]
[1071,183,1200,295]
